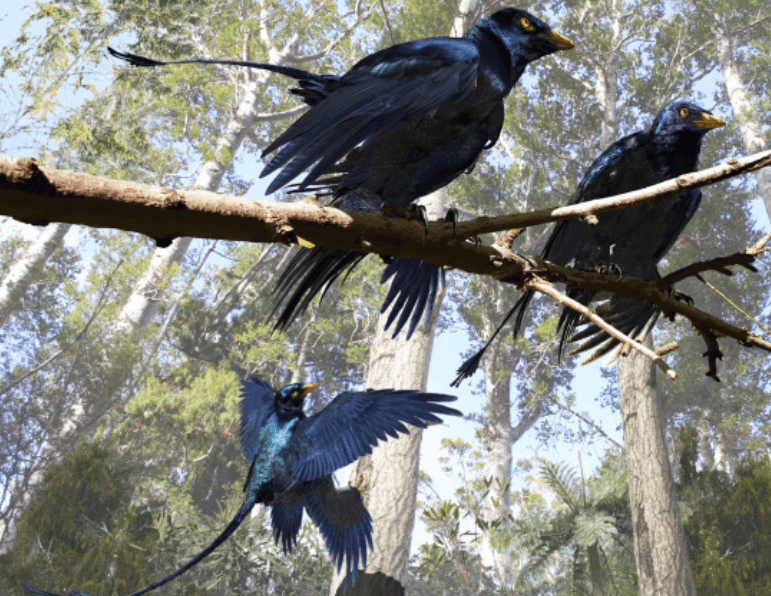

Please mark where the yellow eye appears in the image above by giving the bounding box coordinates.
[680,107,690,118]
[520,16,535,31]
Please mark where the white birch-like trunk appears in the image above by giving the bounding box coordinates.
[715,21,771,221]
[480,344,512,587]
[1,39,304,554]
[0,222,70,330]
[115,76,277,334]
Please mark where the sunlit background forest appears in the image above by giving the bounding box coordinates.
[1,0,770,594]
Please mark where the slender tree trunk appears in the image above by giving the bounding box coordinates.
[0,37,307,554]
[0,222,70,330]
[114,76,286,334]
[587,541,607,596]
[480,331,512,587]
[329,188,447,595]
[617,341,696,596]
[714,20,771,220]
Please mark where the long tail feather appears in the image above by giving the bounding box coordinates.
[452,291,533,387]
[107,47,319,82]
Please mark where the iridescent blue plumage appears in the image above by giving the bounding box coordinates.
[24,377,460,595]
[265,8,573,338]
[453,101,726,385]
[107,10,572,341]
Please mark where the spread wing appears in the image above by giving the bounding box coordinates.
[303,476,372,586]
[261,38,480,193]
[239,376,276,462]
[289,390,460,480]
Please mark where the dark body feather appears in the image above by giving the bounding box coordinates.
[24,378,460,596]
[453,101,726,385]
[108,10,572,339]
[270,10,573,338]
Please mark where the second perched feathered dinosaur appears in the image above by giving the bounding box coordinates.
[453,101,726,385]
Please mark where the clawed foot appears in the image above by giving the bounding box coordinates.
[594,262,623,278]
[664,288,694,321]
[445,207,459,235]
[379,203,430,233]
[348,474,369,493]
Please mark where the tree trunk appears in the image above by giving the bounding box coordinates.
[587,541,607,596]
[480,332,512,587]
[714,20,771,220]
[617,341,696,596]
[0,40,306,554]
[329,188,446,595]
[115,78,279,334]
[0,222,70,330]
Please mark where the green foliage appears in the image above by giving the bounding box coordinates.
[679,439,771,595]
[513,454,636,595]
[0,440,157,596]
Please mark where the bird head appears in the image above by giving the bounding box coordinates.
[652,101,727,138]
[274,382,317,417]
[481,8,574,63]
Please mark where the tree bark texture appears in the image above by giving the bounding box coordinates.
[480,334,513,587]
[617,340,696,596]
[328,187,446,595]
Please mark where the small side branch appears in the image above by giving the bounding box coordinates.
[528,277,678,380]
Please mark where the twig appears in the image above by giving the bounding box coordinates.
[528,277,678,380]
[550,396,624,450]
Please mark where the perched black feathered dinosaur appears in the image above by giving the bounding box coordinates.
[23,377,460,595]
[108,8,573,339]
[453,101,726,386]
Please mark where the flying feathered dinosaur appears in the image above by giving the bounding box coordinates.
[453,101,726,386]
[107,7,573,340]
[23,377,461,595]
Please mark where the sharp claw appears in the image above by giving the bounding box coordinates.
[348,474,368,493]
[408,204,429,234]
[444,207,459,235]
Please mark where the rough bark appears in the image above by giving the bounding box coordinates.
[2,153,768,253]
[617,340,696,596]
[0,222,70,330]
[2,156,770,361]
[328,188,446,595]
[715,19,771,220]
[587,541,607,596]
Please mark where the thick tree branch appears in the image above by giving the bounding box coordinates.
[1,152,770,378]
